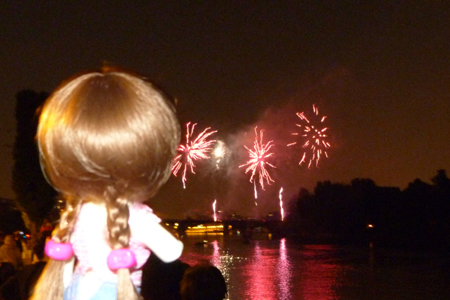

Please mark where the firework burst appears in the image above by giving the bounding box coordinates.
[288,104,331,168]
[172,122,217,188]
[212,140,226,169]
[239,127,276,191]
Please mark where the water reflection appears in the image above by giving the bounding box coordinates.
[277,238,291,300]
[179,235,450,300]
[300,245,341,300]
[180,236,344,300]
[244,241,277,299]
[212,239,228,283]
[181,236,292,299]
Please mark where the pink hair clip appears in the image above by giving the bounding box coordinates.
[45,239,74,260]
[107,249,137,271]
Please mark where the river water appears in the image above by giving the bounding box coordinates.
[179,234,450,300]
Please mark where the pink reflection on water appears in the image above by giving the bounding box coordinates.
[277,238,291,300]
[299,245,340,299]
[179,237,348,299]
[244,241,278,299]
[211,240,221,268]
[244,238,292,300]
[244,242,342,300]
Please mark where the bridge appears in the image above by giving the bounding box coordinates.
[162,219,286,238]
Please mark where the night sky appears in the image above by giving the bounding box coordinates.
[1,1,449,219]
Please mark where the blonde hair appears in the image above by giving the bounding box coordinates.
[32,68,180,300]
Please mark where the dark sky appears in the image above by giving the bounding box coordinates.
[1,1,449,219]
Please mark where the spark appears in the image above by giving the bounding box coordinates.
[279,187,284,221]
[287,104,331,168]
[172,122,217,188]
[239,127,276,192]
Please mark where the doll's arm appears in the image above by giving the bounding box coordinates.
[63,256,75,288]
[131,219,183,263]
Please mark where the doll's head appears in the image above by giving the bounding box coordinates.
[33,67,180,300]
[38,68,180,202]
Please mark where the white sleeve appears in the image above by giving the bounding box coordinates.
[63,256,75,288]
[130,206,183,263]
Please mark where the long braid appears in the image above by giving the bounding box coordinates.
[105,186,131,250]
[54,195,82,243]
[105,185,142,300]
[31,196,82,300]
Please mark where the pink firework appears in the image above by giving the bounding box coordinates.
[288,104,331,168]
[239,127,276,191]
[172,122,217,188]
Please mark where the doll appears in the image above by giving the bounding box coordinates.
[31,67,183,300]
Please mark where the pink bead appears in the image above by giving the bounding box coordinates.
[45,239,74,260]
[107,249,137,271]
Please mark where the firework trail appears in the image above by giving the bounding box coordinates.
[213,199,217,222]
[279,187,284,221]
[287,104,331,168]
[239,127,276,194]
[253,181,258,206]
[172,122,217,188]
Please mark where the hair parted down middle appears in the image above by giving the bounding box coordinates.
[38,70,180,200]
[32,68,180,300]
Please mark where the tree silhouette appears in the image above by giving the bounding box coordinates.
[431,169,450,187]
[286,170,450,250]
[12,90,57,231]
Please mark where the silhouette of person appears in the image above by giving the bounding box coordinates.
[0,235,23,270]
[180,263,227,300]
[0,235,48,300]
[141,254,190,300]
